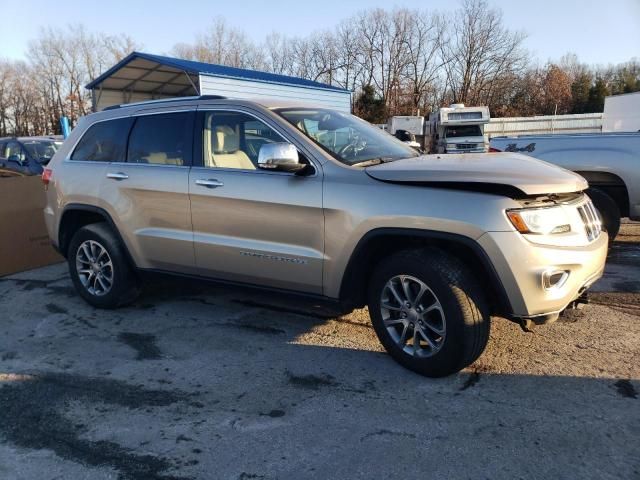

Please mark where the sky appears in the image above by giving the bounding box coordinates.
[1,0,639,67]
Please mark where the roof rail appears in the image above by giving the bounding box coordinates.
[102,95,226,111]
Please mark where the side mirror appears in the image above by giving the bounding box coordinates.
[258,143,306,173]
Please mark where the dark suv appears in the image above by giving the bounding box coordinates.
[0,136,63,176]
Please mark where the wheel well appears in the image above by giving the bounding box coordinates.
[576,171,629,217]
[58,208,108,257]
[339,230,511,316]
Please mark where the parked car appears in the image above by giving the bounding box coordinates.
[0,136,63,176]
[490,132,640,239]
[43,96,607,377]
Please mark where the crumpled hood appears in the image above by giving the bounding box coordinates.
[365,152,588,196]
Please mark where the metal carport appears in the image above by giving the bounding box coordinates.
[86,52,351,112]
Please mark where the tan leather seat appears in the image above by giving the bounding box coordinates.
[142,152,182,165]
[205,123,255,170]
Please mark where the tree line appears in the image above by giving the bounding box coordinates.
[1,0,638,135]
[0,26,137,137]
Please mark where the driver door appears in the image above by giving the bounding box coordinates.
[189,109,325,294]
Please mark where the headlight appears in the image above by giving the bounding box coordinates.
[507,206,571,235]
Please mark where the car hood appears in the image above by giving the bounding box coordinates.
[365,152,588,196]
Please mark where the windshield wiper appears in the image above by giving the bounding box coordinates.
[350,157,397,168]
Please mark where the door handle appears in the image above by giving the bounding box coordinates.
[106,172,129,180]
[195,178,224,188]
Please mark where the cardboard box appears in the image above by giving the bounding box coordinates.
[0,176,63,276]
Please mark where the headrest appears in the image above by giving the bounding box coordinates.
[213,125,239,153]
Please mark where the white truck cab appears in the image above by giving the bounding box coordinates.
[429,104,490,154]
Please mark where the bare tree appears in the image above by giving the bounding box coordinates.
[2,7,640,135]
[403,12,446,114]
[334,19,365,91]
[264,32,296,76]
[171,17,264,70]
[440,0,528,106]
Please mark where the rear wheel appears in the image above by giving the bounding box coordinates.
[68,223,140,308]
[588,188,620,240]
[368,248,490,377]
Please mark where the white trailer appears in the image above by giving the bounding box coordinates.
[428,104,490,153]
[603,91,640,132]
[386,116,425,136]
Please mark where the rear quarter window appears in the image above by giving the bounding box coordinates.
[70,118,132,162]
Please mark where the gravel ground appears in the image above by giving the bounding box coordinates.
[0,224,638,480]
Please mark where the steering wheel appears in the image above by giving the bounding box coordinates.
[338,143,357,158]
[338,137,367,159]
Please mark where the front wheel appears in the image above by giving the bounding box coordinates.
[368,248,490,377]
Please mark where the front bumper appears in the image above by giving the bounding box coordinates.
[478,230,608,319]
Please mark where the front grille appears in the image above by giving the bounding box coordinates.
[455,143,476,150]
[577,200,602,241]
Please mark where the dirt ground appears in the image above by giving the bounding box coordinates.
[0,224,638,480]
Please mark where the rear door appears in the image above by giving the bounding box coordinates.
[96,110,196,272]
[189,108,324,294]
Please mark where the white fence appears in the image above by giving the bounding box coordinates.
[486,113,603,138]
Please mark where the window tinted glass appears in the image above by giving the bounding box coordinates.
[444,125,481,138]
[6,141,26,161]
[276,108,418,166]
[127,113,191,166]
[71,118,132,162]
[202,111,286,170]
[23,140,60,162]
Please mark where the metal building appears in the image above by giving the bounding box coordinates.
[86,52,351,112]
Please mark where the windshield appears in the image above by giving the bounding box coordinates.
[444,125,482,138]
[276,108,419,166]
[22,140,62,162]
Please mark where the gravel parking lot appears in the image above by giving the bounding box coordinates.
[0,224,638,480]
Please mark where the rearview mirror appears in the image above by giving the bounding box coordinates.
[258,143,306,173]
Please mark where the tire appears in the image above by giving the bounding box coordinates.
[367,248,490,378]
[587,188,620,241]
[67,222,141,308]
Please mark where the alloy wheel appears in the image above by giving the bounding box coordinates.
[380,275,446,357]
[75,240,114,296]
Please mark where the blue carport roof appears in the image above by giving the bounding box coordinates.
[86,51,348,93]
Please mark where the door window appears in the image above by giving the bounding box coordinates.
[202,111,286,170]
[71,118,132,162]
[127,112,192,166]
[5,142,26,162]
